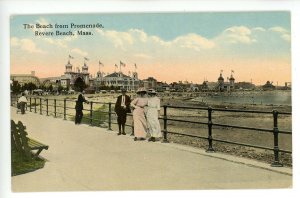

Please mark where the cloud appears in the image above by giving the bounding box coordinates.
[253,27,266,32]
[134,53,152,59]
[11,37,46,54]
[71,48,88,56]
[43,37,68,48]
[269,26,291,42]
[172,33,215,50]
[217,26,256,44]
[96,29,134,50]
[96,28,215,51]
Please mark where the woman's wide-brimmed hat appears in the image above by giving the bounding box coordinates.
[136,87,147,93]
[148,89,157,94]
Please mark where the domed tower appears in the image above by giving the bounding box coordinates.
[217,71,224,91]
[132,71,138,79]
[65,60,73,74]
[218,73,224,84]
[229,74,235,87]
[82,62,89,74]
[97,71,102,78]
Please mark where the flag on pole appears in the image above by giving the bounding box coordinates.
[120,61,126,67]
[69,55,74,59]
[99,61,103,66]
[115,64,118,68]
[84,57,89,61]
[231,70,234,73]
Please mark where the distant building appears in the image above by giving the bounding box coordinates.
[60,60,91,89]
[216,71,235,92]
[234,81,256,90]
[200,81,209,91]
[10,71,40,86]
[96,71,140,91]
[262,81,275,90]
[40,76,61,90]
[156,81,169,92]
[142,77,157,90]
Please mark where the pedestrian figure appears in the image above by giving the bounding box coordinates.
[131,87,148,141]
[146,89,162,142]
[115,88,131,135]
[75,91,89,124]
[18,93,28,114]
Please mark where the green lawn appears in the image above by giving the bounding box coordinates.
[71,105,109,126]
[11,148,46,176]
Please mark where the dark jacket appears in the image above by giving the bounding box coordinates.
[75,94,88,111]
[115,95,131,114]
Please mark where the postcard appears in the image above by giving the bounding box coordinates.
[0,0,296,196]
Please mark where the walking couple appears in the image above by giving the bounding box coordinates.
[131,87,161,142]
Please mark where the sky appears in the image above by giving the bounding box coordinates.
[10,12,291,85]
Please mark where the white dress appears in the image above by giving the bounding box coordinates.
[146,96,162,138]
[131,97,148,138]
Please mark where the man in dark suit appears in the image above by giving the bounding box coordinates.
[75,91,89,124]
[115,88,131,135]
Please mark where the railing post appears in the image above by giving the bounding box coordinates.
[206,106,215,152]
[63,99,67,120]
[162,105,169,143]
[40,98,42,115]
[90,101,93,126]
[29,97,32,112]
[131,120,134,136]
[46,99,49,116]
[34,98,37,113]
[271,110,283,167]
[54,99,57,118]
[108,102,112,130]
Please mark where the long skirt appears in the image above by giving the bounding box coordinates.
[146,108,162,138]
[133,107,147,138]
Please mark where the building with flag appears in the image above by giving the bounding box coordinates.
[60,58,91,89]
[96,71,140,91]
[216,70,235,91]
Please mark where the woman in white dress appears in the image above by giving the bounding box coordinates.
[131,87,148,141]
[146,89,161,142]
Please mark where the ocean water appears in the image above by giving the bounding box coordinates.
[193,90,291,106]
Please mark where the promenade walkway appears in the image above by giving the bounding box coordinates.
[11,107,292,191]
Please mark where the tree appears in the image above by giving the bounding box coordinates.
[57,85,64,93]
[24,82,37,91]
[48,84,53,92]
[11,80,21,94]
[39,85,46,90]
[74,77,87,92]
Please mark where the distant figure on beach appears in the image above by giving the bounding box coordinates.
[131,87,148,141]
[18,93,28,114]
[115,88,131,135]
[75,91,89,125]
[146,89,162,142]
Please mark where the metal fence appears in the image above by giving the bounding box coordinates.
[11,95,292,167]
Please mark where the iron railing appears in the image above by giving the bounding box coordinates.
[11,95,292,167]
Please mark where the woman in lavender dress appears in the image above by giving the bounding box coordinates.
[131,88,148,141]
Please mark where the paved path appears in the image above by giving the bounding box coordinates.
[11,108,292,191]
